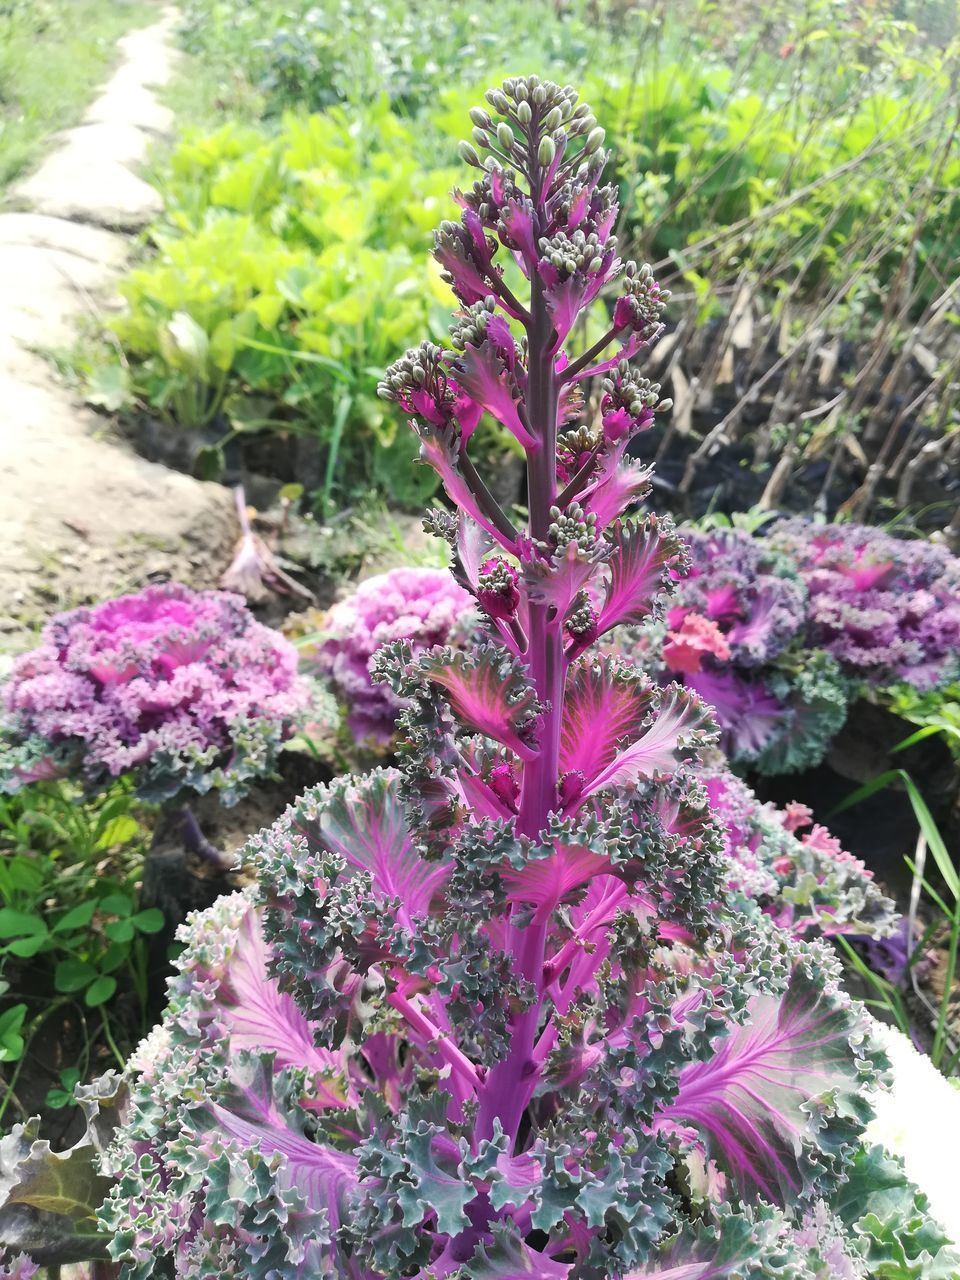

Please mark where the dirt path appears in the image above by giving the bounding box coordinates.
[0,6,234,643]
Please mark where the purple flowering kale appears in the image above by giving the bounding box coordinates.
[615,529,850,774]
[309,567,474,744]
[705,772,896,940]
[0,583,305,804]
[771,519,960,690]
[16,77,952,1279]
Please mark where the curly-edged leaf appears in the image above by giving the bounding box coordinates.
[452,341,534,449]
[354,1092,473,1268]
[500,836,611,921]
[523,539,607,618]
[0,1116,114,1266]
[834,1145,960,1280]
[560,658,661,788]
[416,647,541,761]
[593,516,687,637]
[305,769,449,923]
[652,965,874,1206]
[625,1203,814,1279]
[417,423,515,548]
[582,459,654,531]
[205,1056,358,1242]
[192,902,347,1098]
[570,678,717,802]
[464,1223,571,1280]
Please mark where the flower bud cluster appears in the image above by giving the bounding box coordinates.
[456,75,606,189]
[378,342,451,416]
[539,228,617,281]
[599,362,672,443]
[549,502,599,551]
[449,298,500,351]
[614,262,671,337]
[566,589,599,638]
[477,557,521,620]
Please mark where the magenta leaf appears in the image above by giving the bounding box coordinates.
[416,647,541,760]
[561,665,716,801]
[200,902,347,1100]
[652,967,873,1206]
[593,517,688,639]
[453,343,535,449]
[306,770,449,922]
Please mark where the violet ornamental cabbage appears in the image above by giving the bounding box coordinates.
[0,583,305,805]
[309,567,474,743]
[24,79,953,1279]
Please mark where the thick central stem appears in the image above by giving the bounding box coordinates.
[475,272,565,1145]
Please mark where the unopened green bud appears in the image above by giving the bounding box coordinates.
[472,127,488,147]
[532,84,547,105]
[489,90,510,113]
[657,398,673,412]
[543,106,563,131]
[469,107,492,129]
[515,80,528,100]
[538,135,556,166]
[517,100,532,125]
[497,122,515,151]
[585,127,606,154]
[458,141,481,166]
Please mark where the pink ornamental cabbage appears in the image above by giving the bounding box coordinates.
[310,567,474,743]
[0,583,305,804]
[64,78,955,1280]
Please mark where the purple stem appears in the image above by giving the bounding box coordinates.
[171,803,230,869]
[474,176,566,1142]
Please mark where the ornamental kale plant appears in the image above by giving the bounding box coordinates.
[611,529,850,775]
[706,772,895,943]
[770,520,960,692]
[0,584,305,806]
[308,567,474,744]
[47,78,955,1279]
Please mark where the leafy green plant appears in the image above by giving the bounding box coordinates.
[0,782,154,1064]
[94,102,459,507]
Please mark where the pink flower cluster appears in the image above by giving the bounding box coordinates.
[1,583,304,802]
[308,567,473,743]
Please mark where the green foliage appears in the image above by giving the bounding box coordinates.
[0,782,154,1073]
[97,101,459,507]
[98,0,960,510]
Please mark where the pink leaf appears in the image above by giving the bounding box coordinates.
[417,646,541,760]
[309,770,449,923]
[593,517,688,638]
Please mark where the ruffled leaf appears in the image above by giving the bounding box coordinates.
[416,647,541,760]
[302,769,449,923]
[465,1223,572,1280]
[593,516,688,638]
[625,1203,813,1279]
[653,966,874,1206]
[567,675,717,801]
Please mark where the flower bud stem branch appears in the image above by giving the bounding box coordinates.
[560,324,620,382]
[460,452,521,545]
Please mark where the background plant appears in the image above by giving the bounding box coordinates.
[0,780,156,1132]
[93,0,960,525]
